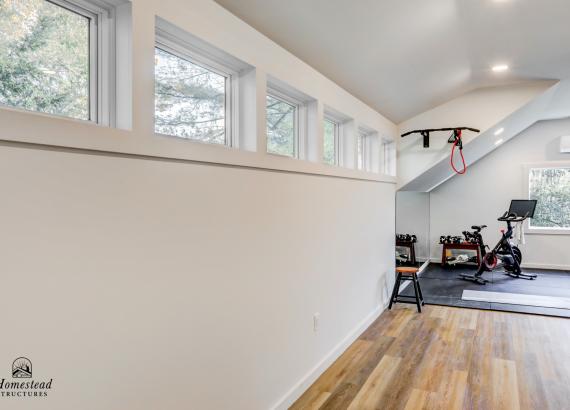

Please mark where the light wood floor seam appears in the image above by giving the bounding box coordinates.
[290,305,570,410]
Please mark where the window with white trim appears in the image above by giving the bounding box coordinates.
[266,91,298,157]
[382,139,396,176]
[323,118,339,165]
[0,0,122,125]
[528,167,570,230]
[357,130,369,171]
[154,44,234,145]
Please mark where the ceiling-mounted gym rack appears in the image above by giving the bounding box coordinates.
[400,127,480,148]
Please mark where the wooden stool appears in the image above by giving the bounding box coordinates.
[388,267,425,313]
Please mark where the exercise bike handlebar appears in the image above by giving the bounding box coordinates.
[497,211,528,223]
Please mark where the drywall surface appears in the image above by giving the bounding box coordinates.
[0,0,397,408]
[430,118,570,270]
[0,144,395,410]
[397,82,555,189]
[396,192,430,261]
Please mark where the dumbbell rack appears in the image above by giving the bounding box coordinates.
[441,242,481,266]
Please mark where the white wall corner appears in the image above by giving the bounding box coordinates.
[238,67,265,152]
[306,100,324,163]
[131,6,156,136]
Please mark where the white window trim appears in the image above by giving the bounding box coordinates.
[266,87,306,159]
[382,139,396,176]
[324,107,354,167]
[53,0,99,122]
[0,0,118,125]
[321,115,340,166]
[0,13,397,185]
[323,116,341,166]
[155,28,241,148]
[357,128,375,171]
[523,162,570,235]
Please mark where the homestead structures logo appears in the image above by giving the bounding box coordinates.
[12,358,32,378]
[0,357,53,398]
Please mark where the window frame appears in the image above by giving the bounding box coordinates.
[154,29,239,148]
[58,0,101,122]
[357,129,370,171]
[266,87,302,158]
[0,0,117,124]
[382,139,396,176]
[524,162,570,235]
[323,116,340,166]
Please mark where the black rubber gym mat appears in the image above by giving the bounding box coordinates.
[400,263,570,318]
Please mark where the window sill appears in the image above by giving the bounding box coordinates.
[0,106,396,184]
[266,151,298,160]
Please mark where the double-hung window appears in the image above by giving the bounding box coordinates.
[323,118,339,165]
[266,90,299,157]
[154,33,236,146]
[528,166,570,232]
[0,0,106,122]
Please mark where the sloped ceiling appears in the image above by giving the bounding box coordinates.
[214,0,570,123]
[398,80,570,192]
[397,81,557,189]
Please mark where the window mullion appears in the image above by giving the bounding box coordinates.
[227,76,234,147]
[294,106,299,158]
[335,123,340,166]
[90,13,99,123]
[362,135,367,171]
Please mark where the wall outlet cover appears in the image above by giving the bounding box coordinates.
[313,313,320,332]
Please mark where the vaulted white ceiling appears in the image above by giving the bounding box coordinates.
[214,0,570,123]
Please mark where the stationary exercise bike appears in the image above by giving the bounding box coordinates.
[460,200,537,285]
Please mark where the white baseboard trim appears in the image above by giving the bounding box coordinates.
[418,259,430,273]
[521,262,570,271]
[270,305,383,410]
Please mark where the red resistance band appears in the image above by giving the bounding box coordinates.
[450,129,467,175]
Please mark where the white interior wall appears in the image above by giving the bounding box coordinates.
[0,0,397,409]
[429,118,570,270]
[0,144,395,410]
[396,192,430,261]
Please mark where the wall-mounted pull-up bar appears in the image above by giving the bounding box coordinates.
[400,127,480,175]
[400,127,480,148]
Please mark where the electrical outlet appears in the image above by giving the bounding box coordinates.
[313,313,320,332]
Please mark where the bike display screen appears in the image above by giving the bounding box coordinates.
[508,200,537,218]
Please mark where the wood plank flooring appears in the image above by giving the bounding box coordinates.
[290,305,570,410]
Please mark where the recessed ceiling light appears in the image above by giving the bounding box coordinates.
[492,64,509,72]
[494,128,505,136]
[495,139,504,146]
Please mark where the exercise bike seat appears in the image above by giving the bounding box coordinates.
[471,225,487,231]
